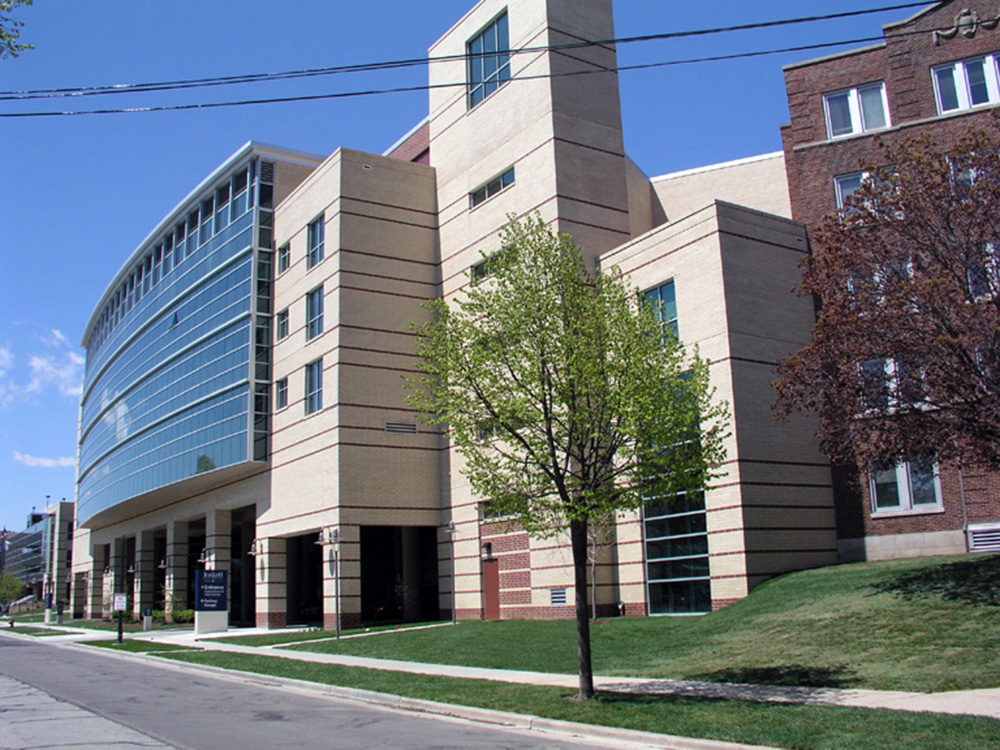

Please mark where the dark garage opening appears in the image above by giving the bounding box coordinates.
[360,526,439,625]
[286,532,323,626]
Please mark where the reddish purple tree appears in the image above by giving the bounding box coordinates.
[775,129,1000,472]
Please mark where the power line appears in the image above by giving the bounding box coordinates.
[0,35,891,118]
[0,2,928,103]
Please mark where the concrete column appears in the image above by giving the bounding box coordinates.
[133,530,156,619]
[205,509,232,616]
[85,548,106,619]
[165,521,188,615]
[255,537,286,629]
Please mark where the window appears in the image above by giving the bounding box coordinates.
[305,359,323,415]
[645,280,678,341]
[870,457,942,514]
[306,286,324,340]
[467,12,510,108]
[274,378,288,410]
[933,54,1000,113]
[275,308,289,340]
[965,242,999,300]
[644,491,711,615]
[824,83,889,138]
[277,243,290,274]
[859,358,923,412]
[470,167,515,208]
[835,172,866,209]
[307,215,325,269]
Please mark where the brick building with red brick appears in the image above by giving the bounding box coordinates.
[781,0,1000,560]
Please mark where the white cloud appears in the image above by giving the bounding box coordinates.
[45,329,73,348]
[0,329,85,406]
[12,451,75,468]
[25,350,85,398]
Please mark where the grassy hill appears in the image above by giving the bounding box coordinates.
[278,553,1000,692]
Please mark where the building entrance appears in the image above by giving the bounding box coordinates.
[286,533,323,625]
[360,526,439,624]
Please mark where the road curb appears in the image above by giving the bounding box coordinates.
[59,639,779,750]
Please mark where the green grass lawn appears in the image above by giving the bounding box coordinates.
[159,650,1000,750]
[278,554,1000,693]
[208,621,444,647]
[82,639,198,653]
[3,626,73,637]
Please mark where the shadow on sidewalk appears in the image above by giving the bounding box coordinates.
[686,664,860,689]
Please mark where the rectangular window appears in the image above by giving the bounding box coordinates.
[871,457,942,514]
[305,359,323,415]
[215,184,230,230]
[834,172,866,210]
[277,243,290,274]
[824,83,889,138]
[645,280,678,341]
[966,242,999,300]
[644,490,711,615]
[274,377,288,410]
[859,357,923,412]
[275,308,289,340]
[470,167,515,208]
[933,54,1000,113]
[307,215,325,269]
[231,168,249,217]
[306,286,324,340]
[467,12,511,108]
[200,197,214,244]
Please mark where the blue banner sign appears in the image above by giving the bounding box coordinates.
[194,570,228,612]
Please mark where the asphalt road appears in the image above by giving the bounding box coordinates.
[0,634,624,750]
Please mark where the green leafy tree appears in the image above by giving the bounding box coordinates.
[409,215,728,699]
[1,0,33,59]
[0,569,24,606]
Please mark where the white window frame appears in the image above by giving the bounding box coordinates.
[858,357,923,412]
[305,359,323,415]
[274,377,288,411]
[834,171,867,209]
[823,83,890,139]
[275,308,289,341]
[869,458,943,516]
[933,53,1000,114]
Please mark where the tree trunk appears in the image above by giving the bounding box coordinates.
[570,517,595,700]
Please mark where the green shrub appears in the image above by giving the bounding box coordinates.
[151,610,166,624]
[171,609,194,624]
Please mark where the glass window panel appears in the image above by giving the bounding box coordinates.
[826,91,854,136]
[872,466,901,509]
[936,66,960,111]
[859,86,887,129]
[909,457,939,505]
[966,59,990,105]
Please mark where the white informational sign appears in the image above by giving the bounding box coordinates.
[112,593,128,612]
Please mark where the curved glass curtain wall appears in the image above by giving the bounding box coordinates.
[77,158,275,525]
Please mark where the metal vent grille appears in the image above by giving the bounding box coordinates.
[260,161,275,183]
[968,523,1000,552]
[550,588,567,606]
[385,422,417,434]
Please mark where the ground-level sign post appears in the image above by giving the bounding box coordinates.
[112,593,128,644]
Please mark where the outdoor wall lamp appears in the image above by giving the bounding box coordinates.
[482,542,494,560]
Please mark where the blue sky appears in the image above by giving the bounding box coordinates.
[0,1,923,532]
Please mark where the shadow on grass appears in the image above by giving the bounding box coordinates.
[687,664,860,689]
[870,555,1000,606]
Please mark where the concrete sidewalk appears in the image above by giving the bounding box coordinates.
[20,621,1000,722]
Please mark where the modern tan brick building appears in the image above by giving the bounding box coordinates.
[72,0,839,629]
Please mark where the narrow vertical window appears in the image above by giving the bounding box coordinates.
[306,286,324,340]
[274,377,288,410]
[467,12,511,108]
[305,359,323,415]
[277,243,290,274]
[307,215,325,269]
[275,308,289,340]
[645,280,678,341]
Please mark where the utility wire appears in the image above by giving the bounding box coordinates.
[0,1,928,102]
[0,35,891,118]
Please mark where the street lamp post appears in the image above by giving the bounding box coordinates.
[445,521,457,626]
